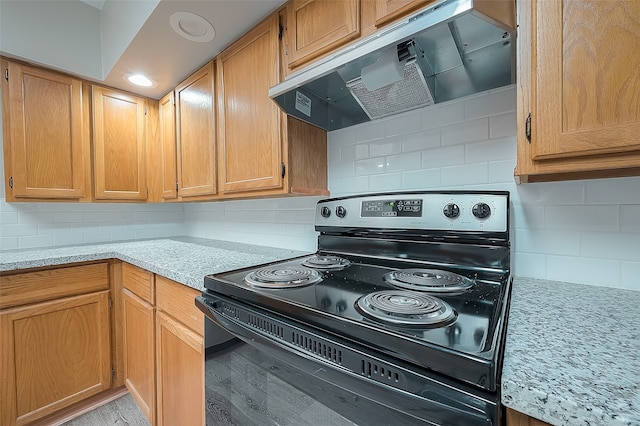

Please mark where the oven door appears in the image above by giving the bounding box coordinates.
[196,292,500,426]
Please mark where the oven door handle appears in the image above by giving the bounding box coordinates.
[195,295,497,426]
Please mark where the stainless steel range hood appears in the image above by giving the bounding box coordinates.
[269,0,516,131]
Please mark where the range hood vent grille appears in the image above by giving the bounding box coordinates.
[269,0,516,132]
[346,59,434,120]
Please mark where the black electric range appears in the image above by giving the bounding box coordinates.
[197,191,512,425]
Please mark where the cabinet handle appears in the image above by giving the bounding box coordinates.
[9,176,13,189]
[281,162,286,179]
[525,113,532,142]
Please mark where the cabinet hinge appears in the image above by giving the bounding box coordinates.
[525,113,532,142]
[8,176,13,189]
[4,68,8,81]
[281,162,286,179]
[175,182,179,192]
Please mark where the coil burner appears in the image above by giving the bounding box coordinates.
[301,255,351,271]
[356,290,456,327]
[245,265,322,289]
[384,269,473,294]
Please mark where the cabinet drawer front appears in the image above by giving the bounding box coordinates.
[122,263,155,304]
[0,263,109,310]
[156,276,203,336]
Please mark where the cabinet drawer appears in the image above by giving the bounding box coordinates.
[0,263,108,310]
[122,263,155,304]
[156,276,202,336]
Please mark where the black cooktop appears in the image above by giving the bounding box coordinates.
[205,253,511,386]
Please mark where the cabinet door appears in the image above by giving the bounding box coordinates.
[286,0,360,69]
[175,61,216,198]
[373,0,433,27]
[155,311,204,426]
[122,289,155,424]
[92,86,147,200]
[505,408,551,426]
[159,92,178,200]
[532,0,640,160]
[218,14,283,194]
[1,60,86,199]
[0,291,111,426]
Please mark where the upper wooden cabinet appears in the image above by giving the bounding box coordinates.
[217,11,328,198]
[1,59,88,200]
[175,60,217,199]
[516,0,640,182]
[159,91,178,200]
[286,0,360,69]
[372,0,433,27]
[92,86,148,200]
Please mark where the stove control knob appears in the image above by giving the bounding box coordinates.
[443,203,460,219]
[472,202,491,219]
[320,206,331,218]
[336,205,347,218]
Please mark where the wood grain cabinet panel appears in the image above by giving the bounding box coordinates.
[175,60,217,199]
[516,0,640,182]
[217,11,329,198]
[155,277,204,426]
[506,408,552,426]
[159,91,178,200]
[92,86,147,200]
[1,59,87,200]
[286,0,360,69]
[372,0,433,27]
[0,291,111,426]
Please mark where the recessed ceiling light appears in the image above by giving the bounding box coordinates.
[170,11,215,43]
[125,74,156,87]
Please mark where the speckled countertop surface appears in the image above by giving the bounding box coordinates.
[502,277,640,426]
[0,237,309,290]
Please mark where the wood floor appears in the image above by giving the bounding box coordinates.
[62,393,150,426]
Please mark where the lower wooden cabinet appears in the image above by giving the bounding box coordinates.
[506,408,552,426]
[121,264,204,426]
[0,290,111,426]
[122,289,156,423]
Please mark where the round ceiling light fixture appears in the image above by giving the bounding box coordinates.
[124,73,156,88]
[170,11,215,43]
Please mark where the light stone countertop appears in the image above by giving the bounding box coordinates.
[502,277,640,426]
[0,237,310,290]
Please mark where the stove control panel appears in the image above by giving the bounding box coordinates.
[315,192,508,233]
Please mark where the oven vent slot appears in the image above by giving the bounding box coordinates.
[361,359,407,388]
[248,315,285,339]
[291,331,343,365]
[222,303,239,319]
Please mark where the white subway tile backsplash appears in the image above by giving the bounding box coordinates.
[369,137,403,157]
[355,121,386,143]
[545,255,620,287]
[513,252,546,279]
[0,211,17,224]
[441,163,488,186]
[465,86,516,119]
[421,99,466,130]
[402,129,441,152]
[0,236,18,250]
[515,229,581,256]
[488,159,517,183]
[585,177,640,204]
[330,161,355,179]
[370,172,403,192]
[621,205,640,232]
[489,112,517,138]
[385,110,422,137]
[355,157,386,175]
[19,234,54,249]
[386,152,422,173]
[466,137,516,163]
[515,181,586,205]
[401,169,441,189]
[621,262,640,291]
[441,118,489,146]
[340,144,369,162]
[581,232,640,261]
[544,205,619,232]
[422,145,465,169]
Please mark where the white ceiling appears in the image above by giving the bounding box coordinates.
[0,0,286,99]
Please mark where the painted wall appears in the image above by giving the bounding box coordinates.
[2,84,639,291]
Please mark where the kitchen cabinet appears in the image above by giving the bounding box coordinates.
[159,91,178,200]
[92,85,148,200]
[155,276,204,426]
[217,11,329,198]
[285,0,360,69]
[515,0,640,183]
[506,408,552,426]
[175,60,217,199]
[1,58,89,201]
[370,0,433,27]
[122,264,156,424]
[0,263,111,426]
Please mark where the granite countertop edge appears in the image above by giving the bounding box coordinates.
[0,237,311,290]
[502,276,640,426]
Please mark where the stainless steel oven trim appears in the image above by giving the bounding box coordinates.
[196,293,501,426]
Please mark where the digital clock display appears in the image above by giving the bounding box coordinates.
[361,199,422,217]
